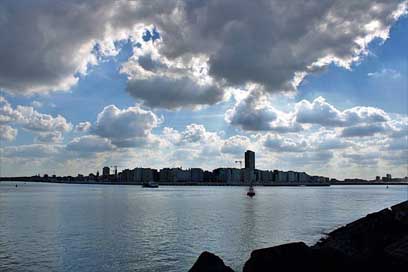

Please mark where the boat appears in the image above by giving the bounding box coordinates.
[142,181,159,188]
[247,185,255,197]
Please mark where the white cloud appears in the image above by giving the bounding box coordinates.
[0,125,17,142]
[16,106,72,133]
[92,104,162,147]
[2,144,63,158]
[368,68,401,79]
[225,90,301,132]
[75,121,92,132]
[262,134,308,153]
[0,96,72,141]
[66,135,114,153]
[221,135,251,155]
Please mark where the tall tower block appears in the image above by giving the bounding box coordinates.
[245,150,255,170]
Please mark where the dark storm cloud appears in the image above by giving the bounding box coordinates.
[0,0,405,100]
[126,76,225,110]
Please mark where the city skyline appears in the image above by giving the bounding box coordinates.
[0,1,407,180]
[7,150,404,185]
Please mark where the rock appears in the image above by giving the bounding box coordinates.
[243,242,312,272]
[189,251,235,272]
[243,242,350,272]
[190,201,408,272]
[314,200,408,263]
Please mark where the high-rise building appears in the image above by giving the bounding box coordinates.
[102,166,110,177]
[245,150,255,170]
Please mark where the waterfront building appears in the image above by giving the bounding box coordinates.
[191,168,204,182]
[274,170,288,183]
[297,172,310,183]
[121,169,132,182]
[159,168,171,183]
[102,166,110,177]
[131,168,143,182]
[230,168,241,184]
[203,170,213,182]
[245,150,255,170]
[141,168,155,183]
[287,171,297,182]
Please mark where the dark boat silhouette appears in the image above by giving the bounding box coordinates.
[142,181,159,188]
[247,185,255,197]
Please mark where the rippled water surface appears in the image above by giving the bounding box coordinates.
[1,182,407,271]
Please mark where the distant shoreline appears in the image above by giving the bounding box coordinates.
[1,179,408,187]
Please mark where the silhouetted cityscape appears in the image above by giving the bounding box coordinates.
[3,150,406,185]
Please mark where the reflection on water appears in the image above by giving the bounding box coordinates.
[0,182,406,271]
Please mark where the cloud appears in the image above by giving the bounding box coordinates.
[282,151,334,166]
[0,96,72,141]
[1,0,404,102]
[75,121,92,132]
[0,125,17,142]
[35,131,63,144]
[66,135,114,153]
[92,104,161,147]
[341,124,387,137]
[343,153,379,166]
[225,90,301,132]
[16,106,72,133]
[2,144,62,158]
[158,0,406,93]
[368,68,401,79]
[126,75,224,110]
[163,123,220,146]
[0,96,22,123]
[263,134,308,153]
[221,135,251,155]
[295,96,389,127]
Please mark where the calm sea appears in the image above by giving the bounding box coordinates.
[1,182,407,271]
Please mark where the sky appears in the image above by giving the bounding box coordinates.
[0,0,407,179]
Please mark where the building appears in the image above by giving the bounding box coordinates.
[245,150,255,170]
[102,166,110,177]
[287,171,297,182]
[274,170,288,183]
[191,168,204,182]
[120,169,132,182]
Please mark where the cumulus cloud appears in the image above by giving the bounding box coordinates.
[16,106,72,133]
[225,90,301,132]
[343,153,379,166]
[341,124,387,137]
[0,125,17,142]
[221,135,251,155]
[1,144,62,158]
[0,96,22,123]
[92,104,161,147]
[163,123,220,146]
[126,76,224,110]
[75,121,92,132]
[263,134,308,153]
[157,0,406,93]
[1,0,405,104]
[66,135,114,153]
[35,131,64,144]
[282,151,334,166]
[295,96,389,127]
[0,96,72,141]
